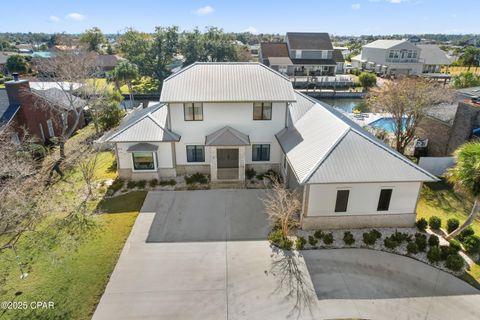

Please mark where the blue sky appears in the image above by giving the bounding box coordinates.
[3,0,479,35]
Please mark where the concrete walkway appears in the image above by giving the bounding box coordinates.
[93,191,480,320]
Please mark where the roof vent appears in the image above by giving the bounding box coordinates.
[12,73,19,81]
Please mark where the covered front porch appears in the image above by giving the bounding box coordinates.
[206,126,249,182]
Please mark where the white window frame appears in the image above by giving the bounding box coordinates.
[131,151,157,172]
[38,123,45,141]
[46,119,55,137]
[295,50,301,59]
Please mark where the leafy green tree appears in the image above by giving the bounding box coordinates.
[445,142,480,240]
[460,47,480,70]
[452,72,480,89]
[111,61,139,109]
[180,28,205,66]
[203,27,237,62]
[6,54,28,74]
[117,29,151,73]
[80,27,106,52]
[147,26,179,82]
[98,100,124,131]
[358,72,377,91]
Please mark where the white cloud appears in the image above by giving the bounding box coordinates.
[66,13,86,21]
[194,6,214,15]
[49,15,60,22]
[351,3,361,10]
[243,26,258,34]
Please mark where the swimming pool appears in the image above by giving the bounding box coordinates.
[32,51,52,58]
[368,117,407,133]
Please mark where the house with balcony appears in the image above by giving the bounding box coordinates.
[351,39,423,76]
[259,32,345,76]
[103,62,437,230]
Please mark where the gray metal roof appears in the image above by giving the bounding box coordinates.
[287,91,317,126]
[417,45,451,66]
[277,94,438,184]
[205,126,250,146]
[160,62,296,103]
[127,143,159,152]
[104,103,181,143]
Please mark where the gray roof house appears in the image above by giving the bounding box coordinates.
[103,62,436,230]
[259,32,345,76]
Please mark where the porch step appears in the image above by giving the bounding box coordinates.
[210,180,245,189]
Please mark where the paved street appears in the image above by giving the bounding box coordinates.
[93,190,480,320]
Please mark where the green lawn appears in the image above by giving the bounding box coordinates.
[417,182,480,288]
[0,142,147,319]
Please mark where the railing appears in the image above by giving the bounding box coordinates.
[385,58,420,63]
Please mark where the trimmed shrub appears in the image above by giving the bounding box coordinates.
[459,227,475,241]
[268,230,293,250]
[136,180,146,189]
[343,231,355,245]
[447,218,460,234]
[323,233,334,245]
[127,180,136,189]
[384,237,399,250]
[440,245,459,260]
[295,237,306,250]
[314,230,324,239]
[370,229,382,239]
[464,235,480,255]
[427,246,441,263]
[445,253,464,272]
[149,179,158,187]
[414,233,427,252]
[428,234,440,247]
[245,168,256,180]
[428,216,442,230]
[449,239,462,251]
[159,179,176,186]
[407,242,419,255]
[308,235,318,247]
[391,231,411,244]
[185,173,208,184]
[363,232,377,246]
[415,218,428,231]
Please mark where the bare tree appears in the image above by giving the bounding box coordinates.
[368,77,454,154]
[78,153,98,198]
[262,177,301,238]
[33,47,99,159]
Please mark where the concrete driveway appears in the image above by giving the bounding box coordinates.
[93,190,480,320]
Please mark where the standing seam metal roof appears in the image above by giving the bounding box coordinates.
[205,126,250,146]
[160,62,296,103]
[277,92,438,184]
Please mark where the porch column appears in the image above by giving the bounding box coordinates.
[210,146,218,181]
[238,146,245,181]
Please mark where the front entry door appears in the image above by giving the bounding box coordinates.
[217,149,239,168]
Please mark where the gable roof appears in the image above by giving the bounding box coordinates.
[205,126,250,146]
[286,32,333,50]
[332,49,345,63]
[104,103,181,143]
[277,93,438,184]
[260,43,289,58]
[417,45,451,66]
[363,39,412,50]
[160,62,296,103]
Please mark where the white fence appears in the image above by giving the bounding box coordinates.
[418,157,455,177]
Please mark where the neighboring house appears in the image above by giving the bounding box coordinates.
[259,32,345,76]
[351,39,423,76]
[416,87,480,156]
[0,75,86,143]
[103,62,436,229]
[96,54,124,74]
[417,44,451,73]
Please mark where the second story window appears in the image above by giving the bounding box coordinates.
[184,103,203,121]
[253,102,272,120]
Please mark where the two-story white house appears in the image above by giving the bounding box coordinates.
[104,62,437,230]
[351,39,423,76]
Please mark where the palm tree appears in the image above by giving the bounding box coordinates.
[111,61,139,110]
[445,142,480,240]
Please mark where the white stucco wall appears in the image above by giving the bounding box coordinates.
[169,102,287,166]
[306,181,422,217]
[116,142,174,170]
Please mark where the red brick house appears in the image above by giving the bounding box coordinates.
[0,75,86,143]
